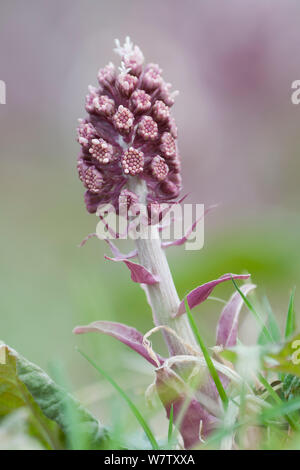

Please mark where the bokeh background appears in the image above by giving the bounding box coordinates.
[1,0,300,441]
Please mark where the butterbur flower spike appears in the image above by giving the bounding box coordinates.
[77,37,181,215]
[74,38,254,450]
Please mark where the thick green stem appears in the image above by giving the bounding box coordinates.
[128,178,198,356]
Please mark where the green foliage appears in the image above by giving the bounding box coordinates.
[283,374,300,401]
[257,296,281,346]
[267,333,300,377]
[260,396,300,422]
[285,288,296,339]
[185,298,228,409]
[231,278,273,343]
[78,348,159,450]
[0,343,108,449]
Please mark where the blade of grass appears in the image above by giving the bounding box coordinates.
[185,298,228,409]
[258,373,281,405]
[49,361,88,450]
[258,296,281,345]
[285,287,296,339]
[77,348,159,450]
[231,278,273,344]
[168,404,174,446]
[260,396,300,421]
[257,373,299,431]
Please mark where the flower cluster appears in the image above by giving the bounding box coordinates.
[76,37,181,214]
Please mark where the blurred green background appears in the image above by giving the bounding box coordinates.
[0,0,300,439]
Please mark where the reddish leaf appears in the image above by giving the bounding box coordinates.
[105,256,159,284]
[155,365,217,449]
[176,273,250,316]
[216,284,256,348]
[104,239,137,260]
[74,321,164,367]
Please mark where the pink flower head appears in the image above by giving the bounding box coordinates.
[122,147,144,175]
[77,120,97,147]
[160,81,179,107]
[76,37,181,214]
[137,116,158,141]
[143,63,163,91]
[89,138,114,164]
[97,62,116,87]
[93,95,115,117]
[151,155,169,181]
[131,90,151,113]
[79,164,104,194]
[85,86,98,113]
[113,105,134,133]
[160,132,177,158]
[152,100,170,122]
[117,73,138,97]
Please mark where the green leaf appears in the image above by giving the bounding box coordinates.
[257,373,281,405]
[231,278,273,344]
[257,296,281,346]
[185,298,229,409]
[257,373,299,430]
[77,348,159,450]
[0,343,108,449]
[0,409,48,450]
[283,373,300,401]
[219,349,238,364]
[168,404,174,446]
[285,288,296,339]
[260,396,300,422]
[267,333,300,377]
